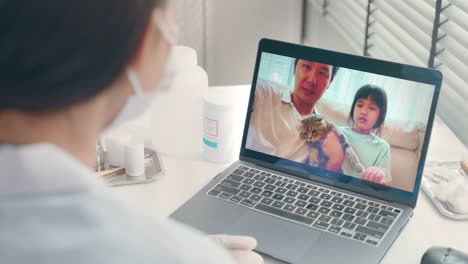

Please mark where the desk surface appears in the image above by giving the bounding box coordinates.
[112,85,468,264]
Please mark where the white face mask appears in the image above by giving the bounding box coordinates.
[103,14,178,133]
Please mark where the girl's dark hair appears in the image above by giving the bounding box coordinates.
[348,84,388,135]
[0,0,165,112]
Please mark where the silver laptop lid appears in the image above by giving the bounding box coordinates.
[239,39,442,208]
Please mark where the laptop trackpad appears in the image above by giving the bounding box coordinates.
[227,210,320,263]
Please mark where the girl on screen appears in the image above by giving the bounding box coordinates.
[339,84,392,185]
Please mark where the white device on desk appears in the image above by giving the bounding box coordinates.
[96,133,164,186]
[422,160,468,219]
[94,46,205,185]
[171,39,443,264]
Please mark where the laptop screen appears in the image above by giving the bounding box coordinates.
[241,40,441,206]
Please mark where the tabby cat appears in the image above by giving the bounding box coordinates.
[300,115,364,173]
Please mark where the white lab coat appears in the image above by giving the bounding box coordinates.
[0,143,235,264]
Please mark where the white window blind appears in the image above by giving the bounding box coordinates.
[308,0,468,145]
[310,0,367,54]
[369,0,434,67]
[433,0,468,145]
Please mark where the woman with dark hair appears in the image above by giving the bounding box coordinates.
[339,84,392,185]
[0,1,261,263]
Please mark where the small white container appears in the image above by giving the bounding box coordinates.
[202,87,245,163]
[125,141,145,177]
[105,132,131,167]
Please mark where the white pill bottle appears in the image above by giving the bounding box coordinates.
[202,89,238,164]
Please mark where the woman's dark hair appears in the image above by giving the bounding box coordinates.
[348,84,388,135]
[0,0,166,112]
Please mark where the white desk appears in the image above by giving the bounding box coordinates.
[112,85,468,264]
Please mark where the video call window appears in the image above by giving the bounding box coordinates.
[246,52,435,192]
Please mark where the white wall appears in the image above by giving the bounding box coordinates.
[304,2,360,55]
[173,0,206,67]
[205,0,303,85]
[202,1,361,79]
[174,0,304,85]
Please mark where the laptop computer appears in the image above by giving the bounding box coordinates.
[171,38,442,263]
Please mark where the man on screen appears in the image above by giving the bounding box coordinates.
[246,59,344,171]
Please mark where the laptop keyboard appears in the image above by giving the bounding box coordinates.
[207,165,402,247]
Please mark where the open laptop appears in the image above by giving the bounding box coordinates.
[171,39,442,263]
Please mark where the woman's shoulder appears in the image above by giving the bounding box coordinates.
[0,189,235,264]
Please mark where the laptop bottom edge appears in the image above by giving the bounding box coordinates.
[171,160,413,264]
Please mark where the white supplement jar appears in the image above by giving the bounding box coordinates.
[202,86,249,163]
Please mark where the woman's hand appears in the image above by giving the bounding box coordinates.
[362,167,387,184]
[321,131,345,172]
[208,234,264,264]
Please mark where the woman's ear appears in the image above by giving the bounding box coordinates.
[126,8,171,92]
[128,12,158,70]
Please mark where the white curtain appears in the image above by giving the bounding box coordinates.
[255,53,435,126]
[257,53,295,88]
[324,69,434,125]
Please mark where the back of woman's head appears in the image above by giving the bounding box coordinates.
[0,0,165,112]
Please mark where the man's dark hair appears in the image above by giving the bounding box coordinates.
[0,0,166,112]
[293,58,339,81]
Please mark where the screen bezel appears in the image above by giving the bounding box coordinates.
[239,38,442,208]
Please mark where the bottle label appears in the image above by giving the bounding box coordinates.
[203,116,219,149]
[203,116,218,137]
[203,137,218,149]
